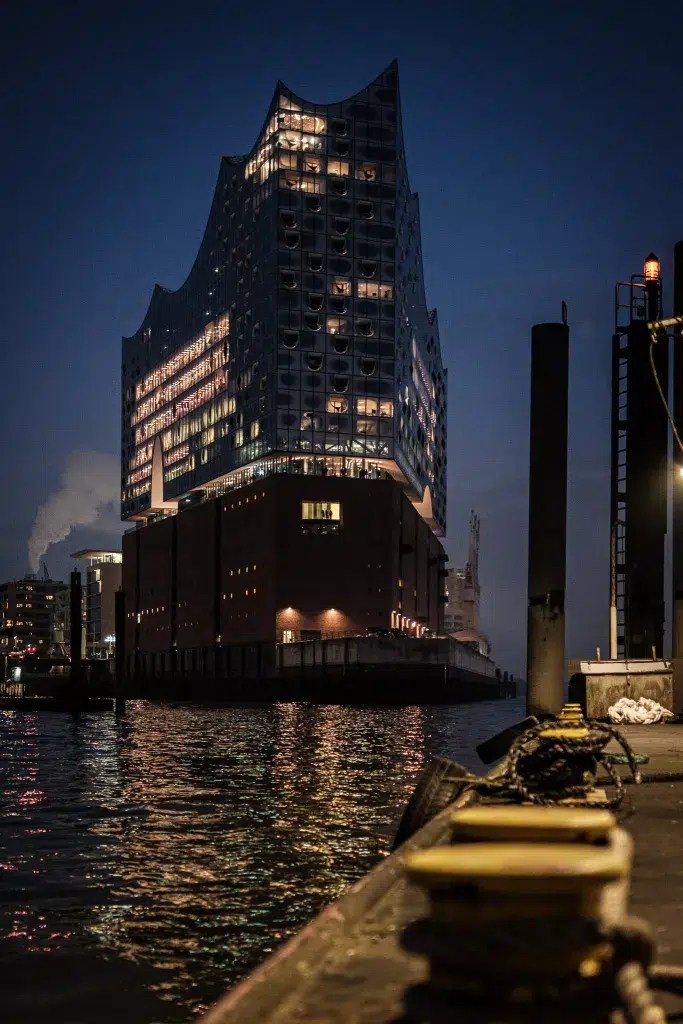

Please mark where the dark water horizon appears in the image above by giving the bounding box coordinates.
[0,698,526,1023]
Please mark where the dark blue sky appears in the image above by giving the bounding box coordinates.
[2,0,683,673]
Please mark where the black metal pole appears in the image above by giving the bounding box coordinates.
[526,321,569,716]
[69,569,83,690]
[673,241,683,658]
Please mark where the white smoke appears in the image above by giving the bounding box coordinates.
[28,451,121,572]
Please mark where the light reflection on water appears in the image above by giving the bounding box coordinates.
[0,698,525,1022]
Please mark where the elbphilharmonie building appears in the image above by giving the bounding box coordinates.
[122,63,449,659]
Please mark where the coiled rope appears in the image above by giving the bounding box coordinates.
[444,719,642,809]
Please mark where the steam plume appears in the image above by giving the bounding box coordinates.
[28,451,121,572]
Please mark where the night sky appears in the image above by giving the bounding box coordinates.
[2,0,683,675]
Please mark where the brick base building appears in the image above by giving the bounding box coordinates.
[123,474,447,667]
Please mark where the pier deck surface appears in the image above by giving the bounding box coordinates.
[202,723,683,1024]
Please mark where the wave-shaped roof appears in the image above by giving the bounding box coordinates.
[123,61,399,343]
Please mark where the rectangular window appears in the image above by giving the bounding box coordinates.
[301,500,342,535]
[326,317,349,335]
[356,163,377,181]
[356,398,394,417]
[331,278,351,296]
[327,396,348,413]
[302,155,324,174]
[357,281,394,299]
[278,152,298,170]
[327,160,349,176]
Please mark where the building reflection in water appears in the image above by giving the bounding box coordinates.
[0,699,523,1021]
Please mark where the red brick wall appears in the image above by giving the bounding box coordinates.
[219,482,277,643]
[122,530,138,652]
[122,475,446,654]
[176,501,218,649]
[136,517,174,652]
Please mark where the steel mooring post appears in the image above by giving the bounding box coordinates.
[526,320,569,717]
[672,242,683,661]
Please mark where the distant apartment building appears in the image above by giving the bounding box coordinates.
[72,550,122,658]
[0,576,67,654]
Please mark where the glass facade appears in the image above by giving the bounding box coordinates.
[122,63,447,534]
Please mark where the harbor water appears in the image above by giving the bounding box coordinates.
[0,698,525,1023]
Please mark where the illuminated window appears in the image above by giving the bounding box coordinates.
[357,281,393,299]
[276,110,326,135]
[357,163,377,181]
[300,412,323,430]
[302,501,342,535]
[278,152,298,170]
[327,396,348,413]
[327,160,349,176]
[331,278,351,296]
[298,175,325,194]
[303,156,323,174]
[356,398,393,417]
[250,420,260,440]
[326,317,348,335]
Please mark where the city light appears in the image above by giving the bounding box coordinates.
[644,252,661,281]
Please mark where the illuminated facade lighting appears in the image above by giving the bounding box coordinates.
[121,63,447,536]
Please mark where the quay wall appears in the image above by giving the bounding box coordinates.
[122,635,510,703]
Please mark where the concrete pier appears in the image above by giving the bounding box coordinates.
[201,723,683,1024]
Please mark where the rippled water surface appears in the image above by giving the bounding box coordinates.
[0,698,525,1022]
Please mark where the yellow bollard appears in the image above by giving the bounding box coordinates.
[449,805,616,845]
[404,843,626,989]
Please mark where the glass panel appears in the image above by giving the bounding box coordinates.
[301,501,341,521]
